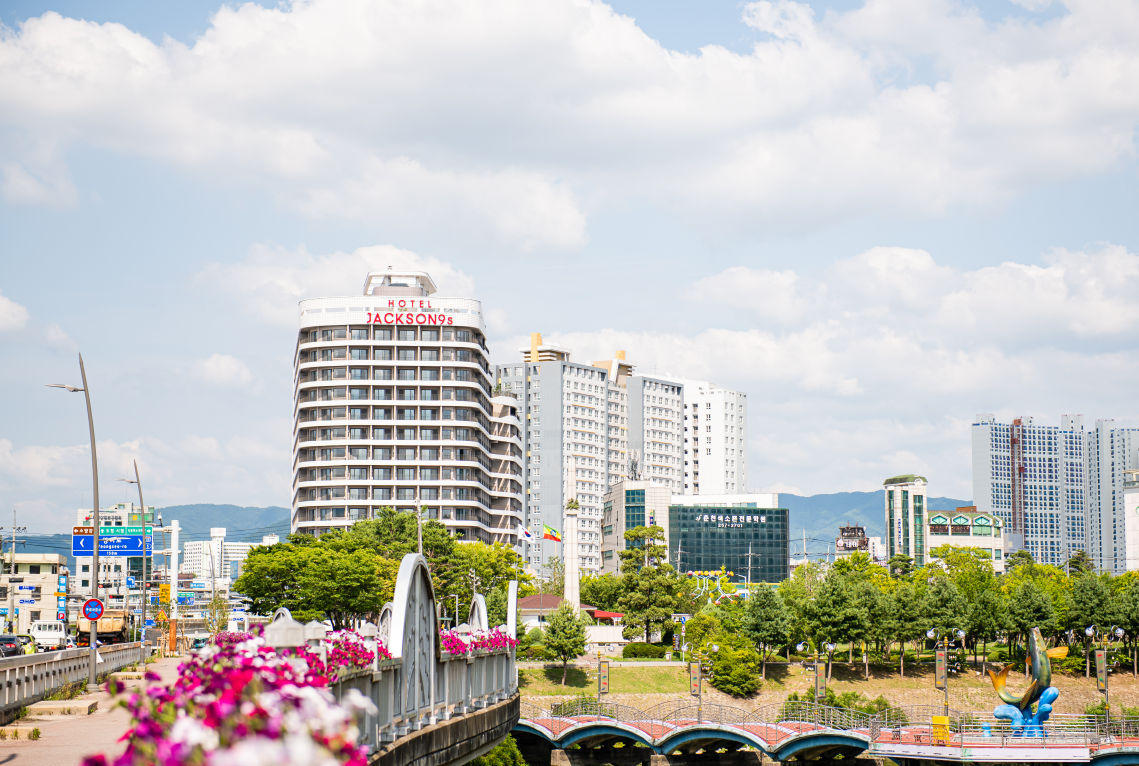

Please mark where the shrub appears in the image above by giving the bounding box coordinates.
[708,646,761,697]
[470,734,526,766]
[1086,699,1109,717]
[29,727,40,741]
[623,642,667,659]
[0,730,7,741]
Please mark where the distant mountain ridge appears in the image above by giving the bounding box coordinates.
[779,490,971,557]
[22,504,290,572]
[23,493,971,568]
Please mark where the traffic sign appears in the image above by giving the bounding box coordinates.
[156,609,168,621]
[17,585,34,591]
[144,620,156,627]
[82,599,104,621]
[18,599,34,605]
[159,584,170,603]
[126,576,136,589]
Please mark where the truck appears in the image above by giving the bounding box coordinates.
[76,610,128,645]
[29,619,68,650]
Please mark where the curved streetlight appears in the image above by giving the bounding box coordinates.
[927,627,965,716]
[116,460,149,642]
[47,353,100,687]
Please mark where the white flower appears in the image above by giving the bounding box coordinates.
[169,714,221,751]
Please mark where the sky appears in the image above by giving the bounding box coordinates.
[1,0,1138,534]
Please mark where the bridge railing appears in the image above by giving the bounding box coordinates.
[267,554,519,755]
[0,642,148,723]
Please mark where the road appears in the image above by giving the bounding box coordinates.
[2,656,181,766]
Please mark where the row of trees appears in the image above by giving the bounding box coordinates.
[234,508,534,629]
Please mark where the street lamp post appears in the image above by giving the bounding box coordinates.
[1086,624,1123,714]
[48,353,101,687]
[927,627,965,716]
[117,460,149,644]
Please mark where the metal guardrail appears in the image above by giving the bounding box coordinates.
[0,642,148,718]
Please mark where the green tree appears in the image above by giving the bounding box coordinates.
[742,585,790,679]
[296,548,395,629]
[849,580,884,672]
[885,584,923,676]
[618,525,669,570]
[965,587,1006,670]
[887,554,914,580]
[617,561,681,643]
[452,541,534,615]
[470,735,526,766]
[1007,580,1057,658]
[545,603,587,684]
[1069,573,1113,677]
[203,594,230,636]
[1065,549,1096,575]
[1112,578,1139,676]
[1006,550,1036,570]
[538,557,565,596]
[779,561,824,656]
[708,643,761,697]
[923,578,967,637]
[580,573,624,612]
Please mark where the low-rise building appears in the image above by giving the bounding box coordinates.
[835,526,885,561]
[668,493,788,584]
[925,506,1008,573]
[599,480,674,574]
[2,553,68,633]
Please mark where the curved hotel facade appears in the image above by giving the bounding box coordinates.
[291,270,524,544]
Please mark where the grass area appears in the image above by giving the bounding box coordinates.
[519,666,688,696]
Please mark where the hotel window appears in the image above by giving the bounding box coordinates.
[373,467,392,480]
[397,447,416,460]
[398,329,417,341]
[374,328,392,340]
[350,329,369,340]
[374,349,393,360]
[398,369,417,380]
[422,329,440,342]
[374,369,393,380]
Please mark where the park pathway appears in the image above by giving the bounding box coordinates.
[0,655,181,766]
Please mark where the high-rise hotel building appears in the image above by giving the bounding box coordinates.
[292,271,524,544]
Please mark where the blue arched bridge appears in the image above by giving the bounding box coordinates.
[515,698,1139,765]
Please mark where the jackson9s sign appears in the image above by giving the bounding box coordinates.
[366,311,453,325]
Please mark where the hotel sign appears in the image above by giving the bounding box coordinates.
[366,311,453,325]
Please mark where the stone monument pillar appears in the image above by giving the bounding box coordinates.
[564,458,580,614]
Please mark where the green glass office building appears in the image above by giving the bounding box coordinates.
[668,497,789,583]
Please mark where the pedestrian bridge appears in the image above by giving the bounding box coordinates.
[514,699,1139,765]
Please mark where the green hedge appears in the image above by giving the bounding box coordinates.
[623,642,668,659]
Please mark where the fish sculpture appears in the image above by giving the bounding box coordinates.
[987,626,1068,711]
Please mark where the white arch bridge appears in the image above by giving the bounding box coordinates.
[280,552,521,766]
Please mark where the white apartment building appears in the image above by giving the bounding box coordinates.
[495,335,611,574]
[884,474,928,568]
[496,342,687,577]
[1122,470,1139,572]
[971,414,1089,568]
[293,270,524,544]
[181,528,279,582]
[654,375,747,495]
[1087,419,1139,573]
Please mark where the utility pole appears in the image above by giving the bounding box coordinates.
[116,460,149,643]
[2,514,27,633]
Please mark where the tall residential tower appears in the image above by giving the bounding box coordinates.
[293,271,524,544]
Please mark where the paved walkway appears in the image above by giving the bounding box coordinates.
[1,656,182,766]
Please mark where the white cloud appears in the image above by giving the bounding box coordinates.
[0,290,29,330]
[45,322,77,350]
[0,2,1137,242]
[0,422,292,533]
[191,354,254,388]
[504,244,1139,498]
[195,242,477,326]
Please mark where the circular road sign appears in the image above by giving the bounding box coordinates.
[82,598,104,622]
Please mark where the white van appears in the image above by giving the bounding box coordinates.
[29,620,67,650]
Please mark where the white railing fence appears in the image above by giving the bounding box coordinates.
[265,553,519,754]
[0,642,147,721]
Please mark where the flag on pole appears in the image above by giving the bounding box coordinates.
[542,525,562,542]
[518,524,533,541]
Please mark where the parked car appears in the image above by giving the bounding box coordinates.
[0,635,20,657]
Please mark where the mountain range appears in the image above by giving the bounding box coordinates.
[18,492,972,570]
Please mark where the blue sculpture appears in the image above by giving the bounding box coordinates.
[986,627,1066,737]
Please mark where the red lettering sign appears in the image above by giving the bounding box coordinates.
[366,312,452,325]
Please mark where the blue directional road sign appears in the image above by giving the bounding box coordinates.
[72,526,151,558]
[18,599,34,604]
[126,576,136,589]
